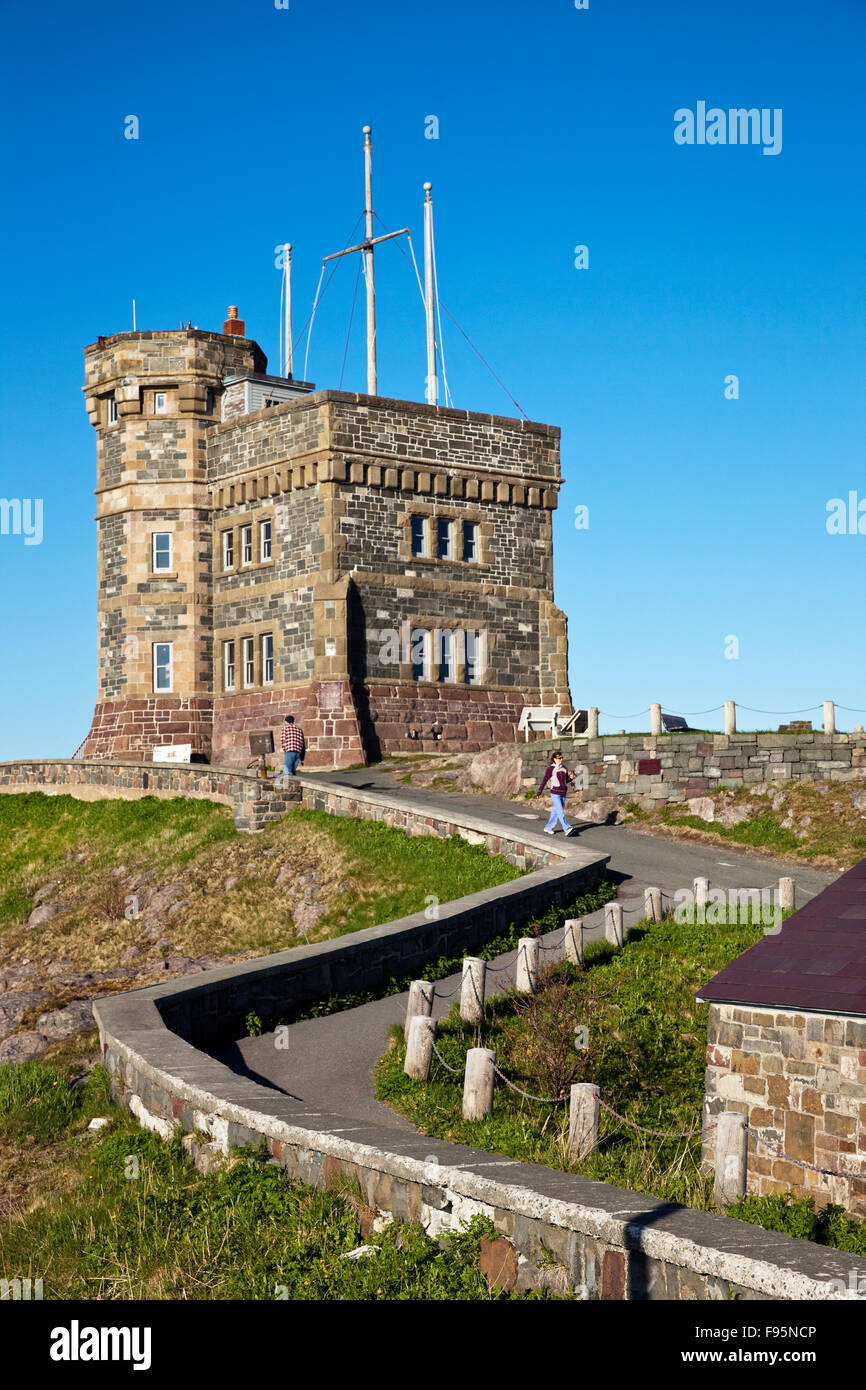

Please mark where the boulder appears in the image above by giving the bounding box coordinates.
[35,999,95,1042]
[468,745,523,798]
[575,797,620,825]
[851,790,866,812]
[715,801,753,828]
[686,797,715,823]
[0,991,48,1040]
[27,901,68,929]
[0,1031,48,1063]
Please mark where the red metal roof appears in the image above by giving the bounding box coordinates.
[696,857,866,1014]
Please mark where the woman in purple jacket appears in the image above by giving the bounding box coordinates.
[536,751,576,835]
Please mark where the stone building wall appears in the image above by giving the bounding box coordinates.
[522,732,866,814]
[703,1002,866,1218]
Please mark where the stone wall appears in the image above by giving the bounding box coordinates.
[522,732,866,814]
[703,1003,866,1218]
[91,836,866,1300]
[0,760,300,833]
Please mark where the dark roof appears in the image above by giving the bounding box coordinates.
[696,857,866,1015]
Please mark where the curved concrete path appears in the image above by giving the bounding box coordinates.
[213,770,836,1133]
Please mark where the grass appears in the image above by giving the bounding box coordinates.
[0,794,526,993]
[376,911,777,1212]
[0,1061,551,1300]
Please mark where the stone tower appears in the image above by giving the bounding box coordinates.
[81,312,572,768]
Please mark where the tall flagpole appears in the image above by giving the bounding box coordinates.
[363,125,377,396]
[284,243,293,378]
[423,182,437,405]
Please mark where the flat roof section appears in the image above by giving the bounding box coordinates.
[696,857,866,1014]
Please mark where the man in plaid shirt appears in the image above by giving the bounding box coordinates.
[280,715,306,775]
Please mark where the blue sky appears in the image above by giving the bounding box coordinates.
[1,0,864,756]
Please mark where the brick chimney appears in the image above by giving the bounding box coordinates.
[222,305,245,336]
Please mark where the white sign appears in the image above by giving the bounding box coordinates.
[153,744,192,764]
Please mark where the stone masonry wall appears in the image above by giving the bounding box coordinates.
[704,1002,866,1218]
[0,759,301,832]
[522,732,866,813]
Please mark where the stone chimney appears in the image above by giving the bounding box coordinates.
[222,305,245,336]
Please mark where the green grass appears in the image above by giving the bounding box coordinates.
[727,1193,866,1255]
[287,807,526,937]
[0,1063,550,1300]
[376,911,775,1211]
[0,793,237,927]
[658,807,801,854]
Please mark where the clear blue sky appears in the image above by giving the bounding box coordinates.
[1,0,864,757]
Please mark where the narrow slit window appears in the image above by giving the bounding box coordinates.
[222,530,234,570]
[153,643,172,692]
[152,533,172,572]
[241,525,253,566]
[262,633,274,685]
[224,640,236,691]
[411,628,429,682]
[462,521,478,563]
[243,636,255,687]
[436,518,452,560]
[410,515,427,558]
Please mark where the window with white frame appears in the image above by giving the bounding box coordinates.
[154,391,167,414]
[436,518,452,560]
[465,629,485,685]
[151,532,172,572]
[242,636,255,687]
[241,524,253,566]
[410,515,427,558]
[259,519,272,562]
[223,640,236,691]
[411,628,430,682]
[462,521,479,563]
[222,529,234,570]
[107,395,118,425]
[152,642,172,692]
[436,629,455,683]
[262,633,274,685]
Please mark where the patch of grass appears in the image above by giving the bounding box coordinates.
[659,808,800,854]
[0,794,528,989]
[0,1068,550,1300]
[376,911,775,1212]
[728,1193,866,1255]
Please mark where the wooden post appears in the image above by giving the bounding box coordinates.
[463,1047,495,1119]
[515,937,539,993]
[563,918,584,966]
[778,877,795,912]
[405,979,434,1036]
[650,703,662,736]
[604,902,624,948]
[404,1014,436,1081]
[714,1110,748,1206]
[694,877,709,919]
[724,700,736,735]
[587,707,599,739]
[644,887,662,923]
[460,957,486,1025]
[568,1083,600,1160]
[823,700,836,735]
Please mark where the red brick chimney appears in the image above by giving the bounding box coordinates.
[222,305,245,336]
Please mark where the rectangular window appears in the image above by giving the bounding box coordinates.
[262,633,274,685]
[465,630,485,685]
[222,529,234,570]
[437,629,455,683]
[152,532,172,572]
[436,518,452,560]
[411,628,429,682]
[241,524,253,566]
[154,391,167,414]
[243,636,255,688]
[223,640,236,691]
[153,643,172,692]
[410,515,427,558]
[259,519,272,562]
[107,395,118,425]
[462,521,478,563]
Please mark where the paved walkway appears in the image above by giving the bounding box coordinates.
[213,769,837,1133]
